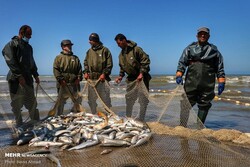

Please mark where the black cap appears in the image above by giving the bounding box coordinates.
[197,27,210,34]
[61,39,74,46]
[89,33,100,42]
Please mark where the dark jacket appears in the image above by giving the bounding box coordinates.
[177,42,225,79]
[53,51,82,87]
[118,40,151,80]
[2,36,39,85]
[177,42,225,93]
[84,43,113,81]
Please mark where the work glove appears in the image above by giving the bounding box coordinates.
[99,74,105,82]
[218,83,225,95]
[137,73,143,81]
[115,76,123,84]
[84,73,89,80]
[176,76,183,85]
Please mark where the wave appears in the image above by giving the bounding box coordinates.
[0,93,9,97]
[226,76,250,83]
[222,95,250,100]
[0,93,58,98]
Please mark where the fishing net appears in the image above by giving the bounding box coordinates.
[0,77,250,167]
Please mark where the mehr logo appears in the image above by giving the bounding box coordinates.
[5,153,21,157]
[5,153,47,158]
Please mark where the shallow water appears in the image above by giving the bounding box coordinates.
[206,102,250,132]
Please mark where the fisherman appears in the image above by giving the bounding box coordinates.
[53,39,83,115]
[176,27,226,124]
[2,25,40,127]
[83,33,113,114]
[114,33,151,121]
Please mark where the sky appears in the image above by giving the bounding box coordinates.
[0,0,249,76]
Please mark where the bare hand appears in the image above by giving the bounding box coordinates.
[84,73,89,80]
[137,73,143,81]
[115,76,123,84]
[35,77,40,84]
[99,74,105,82]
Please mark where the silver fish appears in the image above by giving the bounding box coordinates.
[29,141,64,147]
[109,131,117,139]
[125,126,143,132]
[130,132,152,147]
[68,140,99,150]
[55,130,71,137]
[116,132,134,140]
[101,138,131,147]
[58,136,73,144]
[130,130,140,135]
[100,149,113,155]
[126,118,145,129]
[46,122,55,130]
[100,128,117,135]
[29,133,46,143]
[131,135,139,145]
[75,120,95,125]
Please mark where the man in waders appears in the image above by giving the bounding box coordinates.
[114,34,151,121]
[176,27,226,125]
[53,40,83,115]
[83,33,113,114]
[2,25,40,127]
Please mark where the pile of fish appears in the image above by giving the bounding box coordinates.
[15,112,152,151]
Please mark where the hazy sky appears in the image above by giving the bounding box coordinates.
[1,0,249,75]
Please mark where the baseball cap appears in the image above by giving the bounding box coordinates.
[197,27,210,34]
[61,39,74,46]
